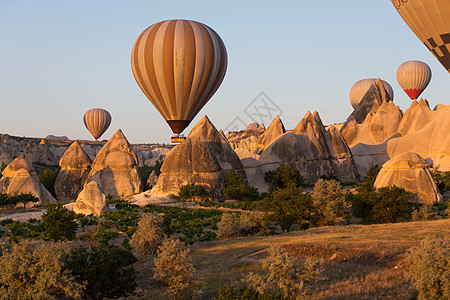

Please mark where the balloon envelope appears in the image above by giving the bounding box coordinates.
[396,60,431,100]
[83,108,112,140]
[392,0,450,74]
[349,78,394,109]
[131,19,228,135]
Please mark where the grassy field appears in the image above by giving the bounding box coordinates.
[139,218,449,299]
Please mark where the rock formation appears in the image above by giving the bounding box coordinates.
[73,181,109,216]
[146,170,158,189]
[152,115,246,197]
[0,156,56,206]
[54,141,92,202]
[342,98,450,176]
[374,152,442,204]
[255,115,286,154]
[86,129,142,198]
[257,111,358,184]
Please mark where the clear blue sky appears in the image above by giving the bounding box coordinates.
[1,1,449,143]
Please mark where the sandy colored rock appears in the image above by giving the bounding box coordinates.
[146,170,158,189]
[86,129,142,198]
[73,181,109,216]
[258,112,358,184]
[54,141,92,202]
[152,116,246,197]
[255,115,285,154]
[0,156,56,206]
[374,152,442,204]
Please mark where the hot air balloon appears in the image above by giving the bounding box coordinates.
[131,19,228,143]
[349,78,394,109]
[83,108,112,140]
[391,0,450,74]
[396,60,432,100]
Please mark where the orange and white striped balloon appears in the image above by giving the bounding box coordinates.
[396,60,432,100]
[391,0,450,74]
[131,19,228,135]
[83,108,112,140]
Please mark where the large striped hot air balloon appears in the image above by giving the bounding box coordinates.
[396,60,432,100]
[391,0,450,74]
[83,108,112,140]
[131,19,228,142]
[349,78,394,109]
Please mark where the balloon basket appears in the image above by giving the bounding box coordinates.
[171,135,186,143]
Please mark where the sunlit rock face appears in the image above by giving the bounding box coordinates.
[86,129,142,198]
[0,156,56,206]
[73,181,109,216]
[257,111,358,185]
[374,152,442,204]
[152,115,246,197]
[342,80,450,176]
[54,141,92,202]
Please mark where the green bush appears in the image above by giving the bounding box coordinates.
[0,242,85,299]
[217,213,241,240]
[37,167,60,198]
[432,171,450,193]
[239,211,269,237]
[263,186,311,232]
[311,179,346,226]
[153,236,203,299]
[64,244,137,300]
[241,246,323,299]
[130,212,164,258]
[179,183,206,203]
[405,237,449,300]
[224,172,260,201]
[265,165,302,191]
[42,203,78,241]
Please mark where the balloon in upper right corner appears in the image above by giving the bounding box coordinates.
[391,0,450,74]
[397,60,432,100]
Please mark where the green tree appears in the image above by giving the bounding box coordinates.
[405,237,449,300]
[371,186,413,223]
[153,236,203,299]
[0,193,13,210]
[178,183,206,203]
[64,244,137,300]
[264,186,311,233]
[130,212,164,258]
[0,242,85,299]
[242,246,323,299]
[0,161,7,179]
[37,167,60,198]
[42,203,78,241]
[311,179,346,226]
[350,165,382,223]
[223,172,259,201]
[265,165,302,191]
[10,193,40,209]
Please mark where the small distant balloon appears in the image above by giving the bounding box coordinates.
[396,61,431,100]
[131,19,228,139]
[391,0,450,74]
[349,79,394,109]
[83,108,112,140]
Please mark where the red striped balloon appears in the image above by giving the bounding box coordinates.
[83,108,112,140]
[131,19,227,135]
[396,61,432,100]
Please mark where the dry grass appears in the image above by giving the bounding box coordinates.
[134,219,449,299]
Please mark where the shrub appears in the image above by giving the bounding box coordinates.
[0,161,7,179]
[37,167,60,198]
[130,212,164,258]
[11,193,40,209]
[311,179,346,226]
[263,186,311,232]
[265,165,302,191]
[223,172,260,201]
[179,183,206,203]
[42,203,78,241]
[217,212,241,240]
[64,244,137,299]
[371,186,413,223]
[242,246,323,299]
[239,211,269,236]
[153,236,203,299]
[405,237,449,300]
[412,205,431,221]
[0,243,85,299]
[433,171,450,193]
